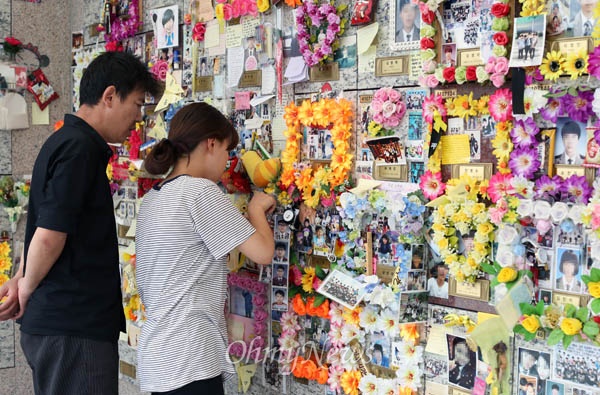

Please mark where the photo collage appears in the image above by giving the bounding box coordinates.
[270,214,290,323]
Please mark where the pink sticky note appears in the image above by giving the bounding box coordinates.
[472,377,487,395]
[235,91,251,110]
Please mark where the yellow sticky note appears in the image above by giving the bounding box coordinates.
[147,113,167,140]
[441,134,470,165]
[236,363,257,393]
[31,103,49,125]
[357,22,379,54]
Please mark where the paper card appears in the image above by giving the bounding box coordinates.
[228,317,245,340]
[357,22,379,54]
[441,135,470,165]
[242,16,261,37]
[213,75,225,98]
[472,377,487,395]
[154,73,184,113]
[227,47,245,87]
[226,25,244,48]
[358,45,376,74]
[236,363,257,392]
[494,277,534,331]
[261,65,276,95]
[425,382,448,395]
[147,113,167,140]
[249,94,274,107]
[204,20,220,48]
[271,116,286,140]
[235,91,252,110]
[425,325,449,356]
[31,104,49,125]
[208,34,227,56]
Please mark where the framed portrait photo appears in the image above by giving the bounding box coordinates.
[317,269,365,309]
[389,0,421,51]
[554,118,588,166]
[554,247,584,293]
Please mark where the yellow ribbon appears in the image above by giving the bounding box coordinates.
[155,73,184,113]
[235,362,257,393]
[443,313,476,332]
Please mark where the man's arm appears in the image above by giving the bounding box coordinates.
[15,228,67,319]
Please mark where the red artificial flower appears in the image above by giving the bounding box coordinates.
[420,37,435,49]
[421,9,435,24]
[594,315,600,325]
[465,66,477,81]
[183,13,192,25]
[192,22,206,42]
[4,37,22,47]
[104,41,123,52]
[493,32,509,46]
[443,66,456,83]
[490,3,510,17]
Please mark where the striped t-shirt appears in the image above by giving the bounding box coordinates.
[135,175,255,392]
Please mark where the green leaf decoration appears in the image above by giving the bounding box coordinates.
[513,324,528,336]
[565,304,577,318]
[535,301,545,316]
[591,298,600,314]
[315,265,327,280]
[480,262,498,275]
[288,287,299,298]
[567,86,579,96]
[519,302,536,315]
[583,320,600,338]
[547,328,564,346]
[563,334,574,349]
[313,293,326,307]
[591,268,600,282]
[576,307,589,323]
[582,274,592,285]
[493,261,502,272]
[524,331,536,341]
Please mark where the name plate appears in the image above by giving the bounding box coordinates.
[238,70,262,87]
[457,49,483,67]
[449,278,490,302]
[435,89,457,99]
[552,37,592,56]
[451,163,493,181]
[359,94,373,104]
[555,164,585,179]
[309,62,340,81]
[375,56,409,76]
[373,163,408,181]
[553,292,587,307]
[195,76,213,92]
[349,339,370,376]
[376,264,398,285]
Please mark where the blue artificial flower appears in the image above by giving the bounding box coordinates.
[560,219,575,234]
[512,244,526,256]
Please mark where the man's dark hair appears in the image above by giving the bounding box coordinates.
[275,289,284,297]
[562,121,581,138]
[79,51,160,107]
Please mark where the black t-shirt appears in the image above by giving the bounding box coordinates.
[20,114,125,342]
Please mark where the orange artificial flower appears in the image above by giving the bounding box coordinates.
[306,296,319,316]
[315,299,330,319]
[303,358,318,379]
[284,0,302,7]
[291,356,304,377]
[316,365,329,384]
[297,100,315,126]
[340,370,362,395]
[284,102,299,127]
[400,323,420,342]
[343,306,362,326]
[292,294,306,315]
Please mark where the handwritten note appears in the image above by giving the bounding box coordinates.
[271,116,286,141]
[208,34,226,56]
[242,16,260,37]
[226,47,245,87]
[204,20,220,48]
[409,54,422,80]
[441,135,470,165]
[261,65,275,95]
[226,25,243,48]
[424,325,449,356]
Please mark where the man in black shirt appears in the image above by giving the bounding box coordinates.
[0,51,159,394]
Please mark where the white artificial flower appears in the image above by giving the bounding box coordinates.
[533,200,552,220]
[358,374,380,395]
[329,301,345,325]
[593,88,600,118]
[396,363,422,391]
[368,285,397,307]
[523,87,548,115]
[395,341,423,364]
[551,202,569,223]
[568,204,586,224]
[378,379,399,395]
[341,324,362,344]
[495,245,515,267]
[359,305,380,333]
[496,225,519,245]
[516,199,534,217]
[377,308,400,338]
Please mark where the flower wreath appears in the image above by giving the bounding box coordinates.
[102,0,141,46]
[366,87,407,137]
[227,272,269,361]
[418,0,511,88]
[296,0,347,67]
[278,98,353,209]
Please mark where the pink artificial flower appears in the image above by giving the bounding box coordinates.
[419,170,445,200]
[489,205,508,225]
[420,73,440,88]
[387,88,401,102]
[591,205,600,229]
[382,100,397,118]
[489,88,513,122]
[253,294,267,307]
[488,173,514,203]
[422,94,446,124]
[231,0,242,18]
[490,72,506,88]
[222,4,233,20]
[150,60,169,81]
[313,276,322,290]
[494,57,509,75]
[536,219,552,235]
[588,46,600,79]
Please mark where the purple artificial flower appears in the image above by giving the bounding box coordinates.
[509,146,541,179]
[535,175,561,201]
[563,174,592,204]
[525,67,544,85]
[588,46,600,79]
[539,96,563,123]
[561,90,594,123]
[594,120,600,145]
[510,117,540,148]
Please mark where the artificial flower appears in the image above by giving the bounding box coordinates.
[489,88,512,122]
[497,267,518,283]
[490,2,510,17]
[488,173,514,203]
[465,66,477,81]
[358,374,380,395]
[493,31,509,46]
[562,90,594,123]
[422,94,446,124]
[560,317,583,336]
[523,88,548,115]
[511,177,535,199]
[540,94,563,123]
[3,36,22,55]
[442,67,456,83]
[564,50,588,80]
[341,370,362,395]
[257,0,270,12]
[420,170,445,200]
[540,51,565,81]
[343,306,362,326]
[476,66,490,83]
[521,315,541,333]
[509,147,540,179]
[588,45,600,79]
[192,22,206,42]
[564,174,592,204]
[588,281,600,298]
[510,117,539,148]
[491,17,509,31]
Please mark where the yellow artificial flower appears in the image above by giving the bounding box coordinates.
[106,163,113,180]
[521,315,540,333]
[432,223,447,233]
[257,0,270,12]
[297,100,315,126]
[215,4,225,21]
[400,323,420,341]
[0,257,11,273]
[564,50,588,80]
[0,241,11,257]
[476,96,490,115]
[477,222,494,236]
[497,267,518,283]
[340,370,362,395]
[492,136,513,161]
[301,266,316,293]
[278,191,292,206]
[540,51,565,81]
[588,281,600,298]
[504,210,518,223]
[343,306,363,326]
[0,273,9,287]
[436,237,449,251]
[560,317,583,336]
[466,257,477,268]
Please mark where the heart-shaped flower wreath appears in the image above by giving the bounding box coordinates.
[296,0,346,67]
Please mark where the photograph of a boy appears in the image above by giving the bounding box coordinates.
[371,343,390,368]
[272,242,289,263]
[447,335,477,390]
[272,287,288,311]
[272,265,288,287]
